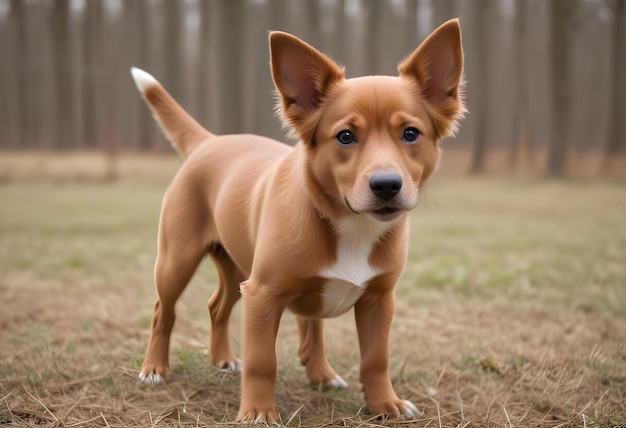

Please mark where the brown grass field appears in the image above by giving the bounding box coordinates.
[0,153,625,427]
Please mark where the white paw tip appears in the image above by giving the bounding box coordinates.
[138,371,165,385]
[324,375,348,390]
[219,360,242,372]
[400,400,421,419]
[130,67,158,93]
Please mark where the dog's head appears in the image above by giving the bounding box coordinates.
[270,20,464,222]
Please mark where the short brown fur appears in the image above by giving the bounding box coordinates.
[133,19,465,423]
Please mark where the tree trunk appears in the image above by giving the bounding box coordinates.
[604,0,626,172]
[365,0,381,75]
[52,0,73,150]
[403,0,418,54]
[163,1,183,101]
[81,0,99,150]
[546,0,574,177]
[218,0,245,135]
[12,0,29,148]
[469,0,489,174]
[197,0,213,130]
[131,0,156,150]
[334,0,347,65]
[510,0,535,170]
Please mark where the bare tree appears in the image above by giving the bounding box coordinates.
[605,0,626,171]
[163,1,183,101]
[510,0,537,170]
[469,0,490,174]
[547,0,575,177]
[11,0,28,148]
[217,0,246,135]
[403,0,419,55]
[196,0,213,131]
[130,0,156,151]
[264,0,291,140]
[302,0,322,49]
[81,0,99,150]
[52,0,74,149]
[364,0,382,75]
[333,0,348,66]
[241,0,269,136]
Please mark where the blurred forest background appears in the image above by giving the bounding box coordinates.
[0,0,625,178]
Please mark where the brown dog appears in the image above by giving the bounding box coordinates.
[131,19,464,423]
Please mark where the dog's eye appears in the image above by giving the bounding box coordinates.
[402,127,420,144]
[336,130,356,146]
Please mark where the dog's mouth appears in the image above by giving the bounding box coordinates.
[370,206,403,221]
[344,196,405,221]
[373,206,399,217]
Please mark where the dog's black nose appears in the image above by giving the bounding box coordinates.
[369,173,402,201]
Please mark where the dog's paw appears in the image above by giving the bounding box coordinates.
[368,398,421,420]
[216,358,242,372]
[138,371,166,385]
[397,400,421,419]
[323,374,348,390]
[236,408,278,424]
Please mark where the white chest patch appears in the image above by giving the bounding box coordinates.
[317,216,392,318]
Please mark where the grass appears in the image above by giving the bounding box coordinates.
[0,153,625,427]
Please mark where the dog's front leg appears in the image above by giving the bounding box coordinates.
[354,287,420,419]
[237,281,286,423]
[297,316,348,389]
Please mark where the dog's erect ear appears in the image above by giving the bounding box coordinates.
[270,31,345,143]
[398,19,465,138]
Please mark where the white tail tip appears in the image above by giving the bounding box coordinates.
[130,67,158,93]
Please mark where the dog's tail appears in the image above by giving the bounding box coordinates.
[130,67,213,158]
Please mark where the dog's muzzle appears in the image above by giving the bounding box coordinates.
[344,172,413,221]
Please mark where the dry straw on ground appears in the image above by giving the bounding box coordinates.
[1,154,625,427]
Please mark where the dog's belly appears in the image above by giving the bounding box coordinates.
[318,278,366,318]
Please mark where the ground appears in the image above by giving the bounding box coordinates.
[0,153,625,427]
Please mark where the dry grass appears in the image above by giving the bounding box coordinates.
[1,152,625,427]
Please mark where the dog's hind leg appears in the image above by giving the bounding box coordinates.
[296,317,348,389]
[139,188,209,384]
[139,244,205,383]
[207,244,244,371]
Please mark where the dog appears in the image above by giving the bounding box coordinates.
[131,19,464,423]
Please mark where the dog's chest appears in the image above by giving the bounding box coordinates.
[316,217,390,318]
